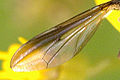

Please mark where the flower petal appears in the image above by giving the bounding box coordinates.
[18,37,28,44]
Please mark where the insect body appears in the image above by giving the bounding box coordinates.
[10,0,120,72]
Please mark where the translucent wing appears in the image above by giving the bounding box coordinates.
[10,1,118,72]
[45,9,107,68]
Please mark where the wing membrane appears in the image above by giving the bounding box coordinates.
[46,10,108,68]
[10,1,114,71]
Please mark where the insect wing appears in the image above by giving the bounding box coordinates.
[10,1,114,72]
[45,10,107,68]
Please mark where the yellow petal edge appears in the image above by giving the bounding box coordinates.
[95,0,120,32]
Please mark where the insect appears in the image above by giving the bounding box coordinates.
[10,0,120,72]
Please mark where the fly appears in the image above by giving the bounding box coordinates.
[10,0,120,72]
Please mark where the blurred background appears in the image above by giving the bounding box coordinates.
[0,0,120,80]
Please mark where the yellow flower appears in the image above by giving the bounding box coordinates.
[0,37,60,80]
[95,0,120,32]
[0,37,115,80]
